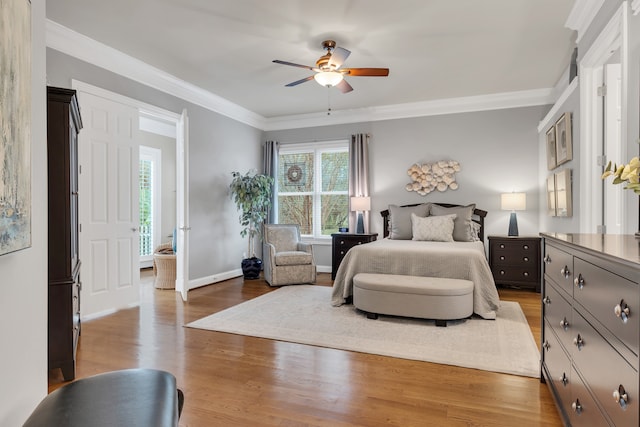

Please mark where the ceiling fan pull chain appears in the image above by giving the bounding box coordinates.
[327,86,332,115]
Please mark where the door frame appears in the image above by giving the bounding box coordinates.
[72,80,190,298]
[578,3,628,233]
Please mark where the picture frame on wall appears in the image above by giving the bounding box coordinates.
[555,169,572,217]
[0,0,32,256]
[545,126,557,170]
[546,174,557,217]
[555,112,572,166]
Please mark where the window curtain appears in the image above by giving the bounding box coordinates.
[263,140,278,224]
[349,134,370,232]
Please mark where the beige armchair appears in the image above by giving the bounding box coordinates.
[263,224,316,286]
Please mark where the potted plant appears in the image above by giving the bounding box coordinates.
[229,170,274,279]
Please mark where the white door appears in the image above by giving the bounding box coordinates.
[603,63,624,234]
[77,91,140,317]
[175,110,190,301]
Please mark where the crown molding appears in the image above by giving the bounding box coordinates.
[46,19,267,130]
[265,88,555,131]
[565,0,606,42]
[47,19,556,132]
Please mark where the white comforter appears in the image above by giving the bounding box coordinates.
[331,239,501,319]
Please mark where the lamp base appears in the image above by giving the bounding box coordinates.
[508,212,519,237]
[356,212,364,234]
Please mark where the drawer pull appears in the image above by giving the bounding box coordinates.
[523,245,529,250]
[573,274,584,289]
[340,240,345,245]
[560,317,569,331]
[572,399,583,415]
[560,372,569,386]
[614,300,630,324]
[500,255,505,261]
[561,265,571,278]
[523,257,529,262]
[544,254,552,264]
[499,270,505,275]
[340,251,345,255]
[543,296,551,305]
[542,340,550,351]
[499,244,505,249]
[523,272,528,277]
[613,385,629,410]
[573,334,584,350]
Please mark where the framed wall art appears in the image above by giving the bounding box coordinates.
[546,174,556,217]
[0,0,32,256]
[545,126,557,170]
[555,112,573,166]
[555,169,572,217]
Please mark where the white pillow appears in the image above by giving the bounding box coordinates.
[411,213,456,242]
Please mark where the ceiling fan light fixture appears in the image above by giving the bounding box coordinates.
[314,71,343,87]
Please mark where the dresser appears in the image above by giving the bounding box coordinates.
[488,235,541,292]
[540,233,639,426]
[331,233,377,279]
[47,87,83,381]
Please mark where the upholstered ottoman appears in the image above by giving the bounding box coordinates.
[353,273,474,326]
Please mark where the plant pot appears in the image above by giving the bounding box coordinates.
[241,257,262,280]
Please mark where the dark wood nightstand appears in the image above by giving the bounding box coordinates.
[488,235,541,292]
[331,233,378,279]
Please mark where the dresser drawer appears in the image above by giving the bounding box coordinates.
[572,309,639,427]
[543,282,574,352]
[569,366,612,427]
[573,257,639,356]
[542,321,572,412]
[491,239,538,260]
[544,244,574,297]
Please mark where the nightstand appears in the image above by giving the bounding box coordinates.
[488,235,541,292]
[331,233,378,279]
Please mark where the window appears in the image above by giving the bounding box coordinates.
[139,146,161,265]
[277,141,349,238]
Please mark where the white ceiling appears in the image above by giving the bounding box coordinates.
[46,0,577,119]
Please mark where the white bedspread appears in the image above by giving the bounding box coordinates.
[331,239,501,319]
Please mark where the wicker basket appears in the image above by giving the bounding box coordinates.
[152,242,176,289]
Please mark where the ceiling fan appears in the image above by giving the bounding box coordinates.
[273,40,389,93]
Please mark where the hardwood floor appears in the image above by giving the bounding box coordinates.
[48,272,562,426]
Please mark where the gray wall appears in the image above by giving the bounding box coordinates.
[538,89,581,234]
[138,131,176,245]
[46,49,263,280]
[266,105,549,266]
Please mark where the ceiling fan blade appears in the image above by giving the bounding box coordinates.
[328,47,351,69]
[342,68,389,77]
[285,76,315,87]
[273,60,317,71]
[335,79,353,93]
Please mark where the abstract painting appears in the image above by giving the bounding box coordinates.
[0,0,31,255]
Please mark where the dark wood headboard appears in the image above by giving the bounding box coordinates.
[380,203,488,241]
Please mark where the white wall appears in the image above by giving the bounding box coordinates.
[0,1,48,424]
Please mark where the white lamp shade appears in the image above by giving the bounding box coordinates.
[350,196,371,212]
[314,71,344,87]
[501,192,526,211]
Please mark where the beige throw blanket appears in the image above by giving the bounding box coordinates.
[331,239,501,319]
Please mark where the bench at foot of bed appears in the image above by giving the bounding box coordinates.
[352,273,474,326]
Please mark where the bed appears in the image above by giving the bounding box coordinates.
[330,203,501,319]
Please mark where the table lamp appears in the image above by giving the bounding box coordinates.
[501,192,526,236]
[350,196,371,234]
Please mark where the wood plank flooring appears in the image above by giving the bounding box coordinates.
[48,272,562,426]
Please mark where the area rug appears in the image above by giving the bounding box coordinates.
[186,285,540,377]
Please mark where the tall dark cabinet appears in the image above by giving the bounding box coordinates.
[47,87,83,381]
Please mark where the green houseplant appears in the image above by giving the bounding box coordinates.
[229,170,274,279]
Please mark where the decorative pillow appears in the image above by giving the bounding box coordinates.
[469,221,482,242]
[388,203,431,240]
[411,213,456,242]
[429,204,476,242]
